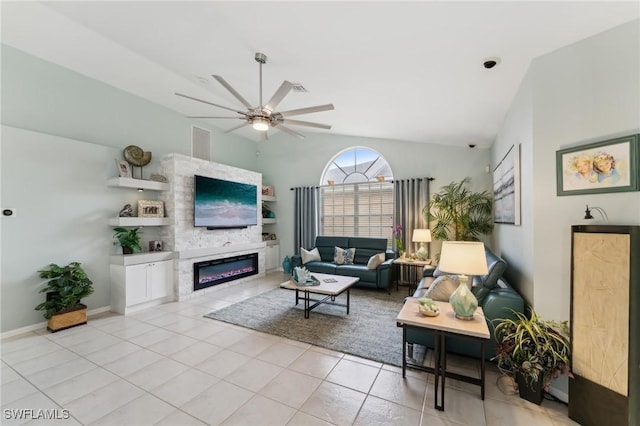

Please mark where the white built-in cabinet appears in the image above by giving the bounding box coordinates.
[108,177,174,314]
[110,252,174,315]
[265,242,280,271]
[262,192,280,271]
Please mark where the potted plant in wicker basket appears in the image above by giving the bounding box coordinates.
[36,262,94,332]
[494,309,573,405]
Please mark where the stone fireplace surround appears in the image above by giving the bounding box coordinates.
[159,154,266,301]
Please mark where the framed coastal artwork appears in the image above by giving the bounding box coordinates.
[493,144,521,225]
[556,134,639,196]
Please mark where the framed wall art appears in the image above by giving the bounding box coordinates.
[138,200,164,218]
[493,144,521,225]
[556,134,639,196]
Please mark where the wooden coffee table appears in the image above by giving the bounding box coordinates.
[280,273,359,318]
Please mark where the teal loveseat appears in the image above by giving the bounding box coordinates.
[290,236,395,291]
[407,246,525,360]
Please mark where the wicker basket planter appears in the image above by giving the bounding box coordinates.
[47,304,87,333]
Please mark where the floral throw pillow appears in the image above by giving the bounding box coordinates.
[334,246,356,265]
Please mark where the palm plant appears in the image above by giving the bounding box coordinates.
[423,177,493,241]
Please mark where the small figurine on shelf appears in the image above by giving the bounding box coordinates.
[119,204,134,217]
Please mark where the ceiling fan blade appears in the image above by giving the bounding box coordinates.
[275,125,305,139]
[278,104,335,118]
[175,92,248,115]
[212,75,253,110]
[282,119,332,130]
[224,122,250,134]
[264,81,294,113]
[187,116,244,119]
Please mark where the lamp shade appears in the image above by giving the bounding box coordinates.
[438,241,488,276]
[412,229,432,243]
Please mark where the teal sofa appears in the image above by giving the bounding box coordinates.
[407,246,525,360]
[290,236,395,291]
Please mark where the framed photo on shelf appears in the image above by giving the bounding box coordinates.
[556,134,639,196]
[115,159,131,178]
[138,200,164,218]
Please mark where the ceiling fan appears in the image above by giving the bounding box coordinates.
[176,53,334,140]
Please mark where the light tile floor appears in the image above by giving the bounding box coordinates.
[1,272,579,425]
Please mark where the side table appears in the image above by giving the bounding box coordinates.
[393,258,433,295]
[396,298,490,411]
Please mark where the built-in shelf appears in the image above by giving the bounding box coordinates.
[265,239,279,246]
[109,217,170,227]
[107,177,169,191]
[110,251,175,266]
[262,195,277,202]
[262,218,277,225]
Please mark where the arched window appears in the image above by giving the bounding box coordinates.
[319,147,394,244]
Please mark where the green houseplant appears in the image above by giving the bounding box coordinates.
[494,309,572,404]
[113,227,142,254]
[423,177,493,241]
[36,262,94,332]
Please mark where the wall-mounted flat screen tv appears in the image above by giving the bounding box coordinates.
[194,175,258,229]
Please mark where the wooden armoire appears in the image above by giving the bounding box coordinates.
[569,225,639,426]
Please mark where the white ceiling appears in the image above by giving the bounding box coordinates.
[2,1,638,147]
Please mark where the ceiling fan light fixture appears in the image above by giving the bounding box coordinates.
[252,117,269,131]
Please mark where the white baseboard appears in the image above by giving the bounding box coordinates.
[1,305,113,339]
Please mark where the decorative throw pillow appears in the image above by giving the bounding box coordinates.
[367,253,386,269]
[334,246,356,265]
[300,247,321,264]
[425,275,460,302]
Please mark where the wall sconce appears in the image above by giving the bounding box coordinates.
[584,205,608,221]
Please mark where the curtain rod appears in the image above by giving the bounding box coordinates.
[290,177,434,190]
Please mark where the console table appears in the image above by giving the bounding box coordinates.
[396,298,490,411]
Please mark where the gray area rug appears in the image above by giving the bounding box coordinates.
[204,287,414,366]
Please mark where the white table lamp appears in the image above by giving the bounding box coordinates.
[438,241,488,320]
[412,229,432,261]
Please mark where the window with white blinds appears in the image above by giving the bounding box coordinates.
[320,181,394,247]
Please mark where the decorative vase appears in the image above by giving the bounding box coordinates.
[516,372,544,405]
[122,246,133,255]
[282,256,292,274]
[448,278,478,320]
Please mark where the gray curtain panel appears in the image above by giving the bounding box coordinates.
[293,186,319,254]
[393,178,432,255]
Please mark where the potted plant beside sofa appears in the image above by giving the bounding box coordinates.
[36,262,94,332]
[113,227,142,254]
[423,177,493,242]
[494,309,572,405]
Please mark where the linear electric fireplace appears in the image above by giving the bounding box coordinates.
[193,253,259,291]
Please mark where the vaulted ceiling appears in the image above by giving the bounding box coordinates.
[2,1,638,146]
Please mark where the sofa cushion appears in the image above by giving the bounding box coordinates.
[303,261,337,274]
[335,264,377,284]
[334,246,356,265]
[367,253,385,269]
[300,247,321,264]
[472,249,508,304]
[349,237,387,265]
[425,275,460,301]
[314,236,350,262]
